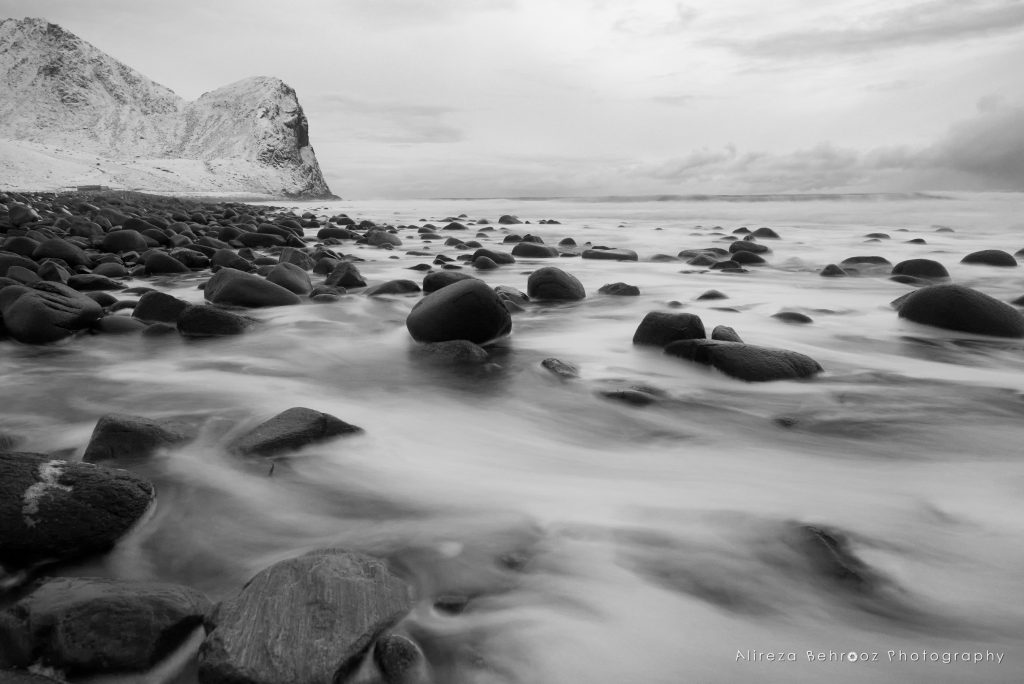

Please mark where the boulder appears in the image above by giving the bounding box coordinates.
[0,452,155,566]
[820,264,847,277]
[212,249,254,272]
[581,248,639,261]
[83,414,198,463]
[325,262,367,289]
[471,248,515,264]
[266,262,313,295]
[729,240,769,255]
[751,227,780,238]
[891,258,949,279]
[422,271,475,293]
[632,312,706,347]
[510,242,559,258]
[8,203,41,227]
[373,634,428,684]
[0,282,103,343]
[710,325,743,342]
[204,267,301,308]
[0,577,210,675]
[406,278,511,344]
[896,284,1024,337]
[227,407,363,457]
[31,239,90,267]
[198,550,413,684]
[100,229,150,254]
[961,249,1017,267]
[526,266,585,301]
[144,251,190,275]
[132,290,190,324]
[177,304,253,337]
[665,340,823,382]
[541,357,579,379]
[364,280,421,296]
[498,214,522,224]
[67,274,124,291]
[598,282,640,296]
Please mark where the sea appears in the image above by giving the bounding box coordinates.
[4,191,1024,683]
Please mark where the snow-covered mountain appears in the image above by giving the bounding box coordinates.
[0,17,335,198]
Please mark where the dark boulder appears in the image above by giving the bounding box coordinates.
[820,264,847,277]
[840,256,891,268]
[752,227,780,238]
[422,270,476,293]
[665,340,822,382]
[325,262,367,289]
[67,274,124,291]
[891,258,949,279]
[772,311,813,324]
[896,284,1024,337]
[471,248,515,264]
[696,289,727,300]
[212,249,254,272]
[0,252,39,277]
[373,634,428,684]
[407,278,511,344]
[227,407,363,457]
[177,304,253,337]
[83,414,198,463]
[729,240,769,255]
[144,251,190,275]
[266,262,313,295]
[632,312,706,347]
[31,239,90,267]
[498,214,522,224]
[0,577,209,675]
[100,229,150,254]
[598,282,640,296]
[541,357,579,379]
[132,290,190,324]
[710,325,743,342]
[198,550,413,684]
[581,248,639,261]
[961,249,1017,267]
[364,279,421,296]
[8,203,41,226]
[204,267,301,308]
[0,452,155,567]
[0,282,103,343]
[511,242,559,258]
[526,266,585,301]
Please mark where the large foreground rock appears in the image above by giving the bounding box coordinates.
[0,452,155,567]
[406,278,511,344]
[0,282,103,343]
[83,413,198,463]
[0,577,210,675]
[226,407,363,457]
[896,284,1024,337]
[205,267,301,308]
[198,550,414,684]
[664,339,823,382]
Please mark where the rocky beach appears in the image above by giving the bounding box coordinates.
[0,189,1023,683]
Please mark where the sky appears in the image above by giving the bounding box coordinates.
[1,0,1023,198]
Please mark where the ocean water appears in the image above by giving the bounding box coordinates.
[4,192,1024,683]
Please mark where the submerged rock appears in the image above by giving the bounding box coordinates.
[632,312,706,347]
[664,339,822,382]
[227,407,363,457]
[961,249,1017,267]
[204,267,301,308]
[541,357,579,379]
[598,282,640,296]
[0,282,103,343]
[412,339,489,365]
[527,266,586,301]
[895,284,1024,337]
[891,258,949,280]
[177,304,253,337]
[198,550,413,684]
[0,577,210,675]
[0,452,155,567]
[83,413,198,463]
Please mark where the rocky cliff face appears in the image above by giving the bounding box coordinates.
[0,17,335,198]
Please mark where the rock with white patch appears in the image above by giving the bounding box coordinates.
[0,452,155,567]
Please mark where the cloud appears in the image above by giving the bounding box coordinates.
[610,2,697,36]
[309,94,464,144]
[922,100,1024,187]
[721,0,1024,58]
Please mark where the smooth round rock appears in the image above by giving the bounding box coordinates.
[511,242,559,258]
[227,407,362,457]
[177,304,252,337]
[896,284,1024,337]
[598,282,640,296]
[406,278,511,344]
[665,340,822,382]
[632,312,706,347]
[581,248,638,261]
[526,266,585,301]
[266,263,313,295]
[961,249,1017,267]
[204,267,301,308]
[891,258,949,279]
[422,271,476,293]
[0,282,103,343]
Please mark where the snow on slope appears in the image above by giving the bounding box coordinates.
[0,17,335,197]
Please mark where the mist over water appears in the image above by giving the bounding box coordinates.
[5,192,1024,683]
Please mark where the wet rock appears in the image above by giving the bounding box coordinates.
[581,248,638,261]
[204,267,301,308]
[365,279,421,296]
[498,214,522,225]
[100,229,150,254]
[325,262,367,289]
[541,357,579,379]
[93,316,148,335]
[367,230,402,248]
[731,251,766,265]
[32,238,90,267]
[407,279,511,344]
[840,256,891,268]
[0,282,103,344]
[710,325,743,342]
[143,251,190,275]
[0,252,39,277]
[752,227,780,239]
[896,284,1024,337]
[687,254,718,267]
[83,414,198,463]
[8,203,41,227]
[961,249,1017,267]
[67,273,124,291]
[422,271,476,293]
[526,266,586,301]
[820,264,847,277]
[511,242,559,258]
[632,311,706,347]
[212,249,254,272]
[132,290,190,324]
[0,577,209,675]
[88,261,129,279]
[374,634,429,684]
[177,304,253,337]
[598,388,661,406]
[709,260,741,271]
[473,256,498,270]
[0,452,155,567]
[266,262,313,294]
[728,240,769,255]
[471,248,515,265]
[891,258,949,279]
[664,339,822,382]
[772,311,813,324]
[198,550,413,684]
[227,407,363,457]
[412,340,489,365]
[598,282,640,296]
[696,289,727,300]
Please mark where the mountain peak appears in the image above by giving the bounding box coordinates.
[0,19,334,198]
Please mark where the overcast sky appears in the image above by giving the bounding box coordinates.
[2,0,1023,198]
